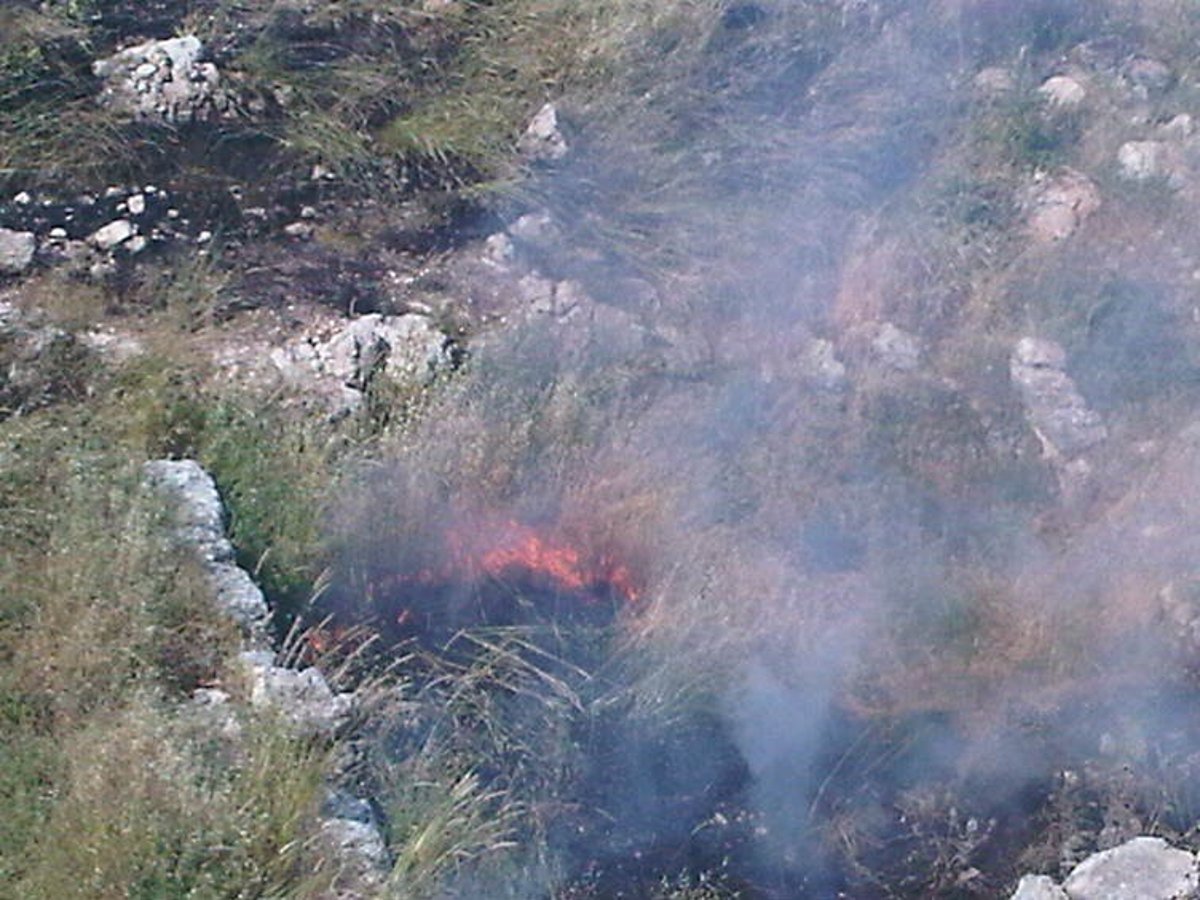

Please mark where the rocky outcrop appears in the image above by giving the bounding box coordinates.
[1118,140,1183,185]
[242,650,353,738]
[1024,170,1101,244]
[1039,75,1087,108]
[0,299,88,418]
[1010,338,1106,460]
[518,102,569,162]
[93,36,230,124]
[267,312,453,415]
[869,322,921,372]
[799,337,848,391]
[0,228,35,275]
[143,460,271,644]
[1012,837,1199,900]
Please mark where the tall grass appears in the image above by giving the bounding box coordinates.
[0,343,339,895]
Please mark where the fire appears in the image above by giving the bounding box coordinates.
[363,515,642,636]
[449,518,640,602]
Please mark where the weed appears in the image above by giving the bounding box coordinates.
[13,700,330,899]
[199,398,334,629]
[0,5,144,192]
[0,351,337,895]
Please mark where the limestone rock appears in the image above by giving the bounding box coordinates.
[321,790,389,877]
[518,102,569,162]
[1062,837,1198,900]
[143,460,270,640]
[321,313,448,387]
[1010,874,1069,900]
[1025,170,1101,244]
[1039,75,1087,108]
[93,35,229,124]
[89,219,137,251]
[243,651,353,738]
[0,229,35,275]
[800,338,848,391]
[1118,140,1178,183]
[1011,338,1106,459]
[871,322,921,371]
[507,209,561,253]
[269,313,451,414]
[974,67,1015,97]
[483,232,516,267]
[320,818,388,869]
[1124,58,1173,96]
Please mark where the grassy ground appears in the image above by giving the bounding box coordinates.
[6,1,1200,897]
[0,336,340,896]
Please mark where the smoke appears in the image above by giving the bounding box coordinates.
[323,0,1200,894]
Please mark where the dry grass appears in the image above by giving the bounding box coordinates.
[0,327,343,895]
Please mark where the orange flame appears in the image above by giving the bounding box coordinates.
[371,517,642,623]
[448,519,640,602]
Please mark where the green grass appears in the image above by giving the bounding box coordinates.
[0,4,146,191]
[0,338,340,895]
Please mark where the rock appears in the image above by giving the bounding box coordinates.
[0,228,36,275]
[1025,170,1101,244]
[871,322,921,371]
[507,210,560,249]
[269,314,451,414]
[1011,874,1069,900]
[517,273,557,315]
[320,790,389,880]
[974,66,1015,97]
[483,232,516,266]
[518,102,569,162]
[800,338,848,391]
[243,653,352,738]
[1124,58,1173,96]
[1039,75,1087,107]
[320,817,388,868]
[1161,114,1194,140]
[283,221,314,239]
[142,460,270,641]
[93,35,228,124]
[1062,837,1198,900]
[12,191,31,205]
[321,314,448,388]
[89,219,136,250]
[1011,337,1106,459]
[0,313,85,416]
[127,193,146,216]
[1118,141,1179,183]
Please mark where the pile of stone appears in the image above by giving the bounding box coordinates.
[93,36,230,124]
